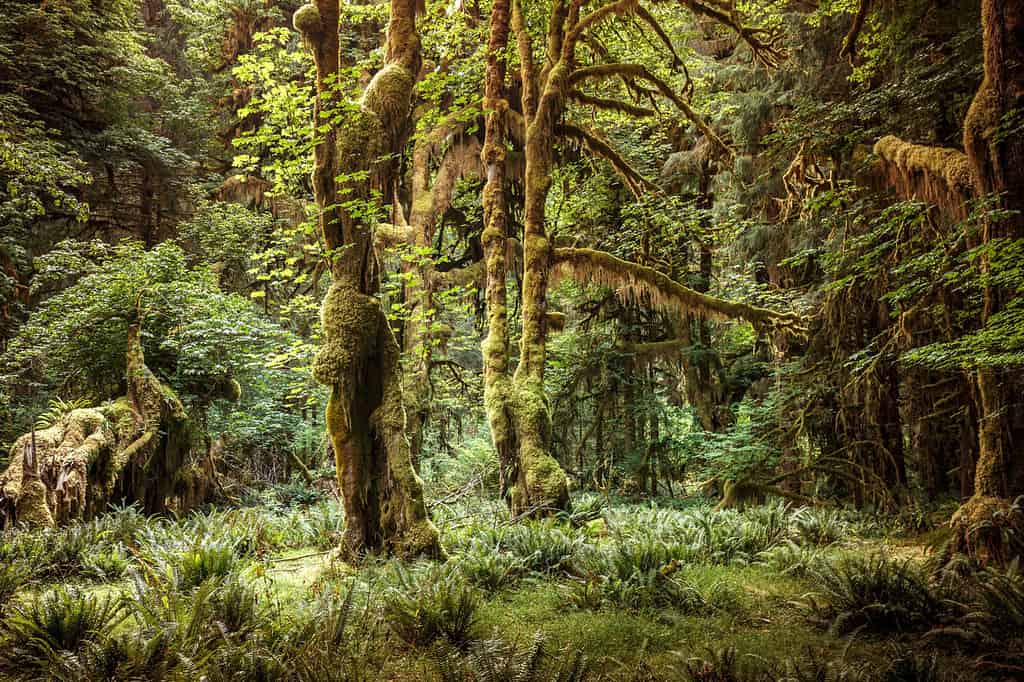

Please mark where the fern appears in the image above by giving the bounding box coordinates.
[34,397,91,429]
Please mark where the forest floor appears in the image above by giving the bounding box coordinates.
[0,492,1003,680]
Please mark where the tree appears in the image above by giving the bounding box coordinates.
[477,0,798,516]
[873,0,1024,562]
[293,0,442,559]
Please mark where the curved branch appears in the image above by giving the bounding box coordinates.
[565,0,638,58]
[569,63,731,158]
[551,247,801,329]
[512,0,538,122]
[634,4,684,69]
[677,0,787,68]
[556,122,660,197]
[840,0,871,59]
[569,90,656,117]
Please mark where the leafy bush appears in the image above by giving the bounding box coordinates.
[456,540,527,593]
[0,562,30,612]
[756,540,825,578]
[790,507,848,546]
[382,563,481,648]
[434,632,590,682]
[498,522,583,573]
[146,533,243,591]
[273,480,325,507]
[928,559,1024,672]
[81,542,132,581]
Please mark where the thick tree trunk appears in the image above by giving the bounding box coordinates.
[296,0,441,559]
[481,0,520,505]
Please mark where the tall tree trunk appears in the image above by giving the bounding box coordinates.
[295,0,440,559]
[502,0,570,516]
[951,0,1024,563]
[481,0,520,505]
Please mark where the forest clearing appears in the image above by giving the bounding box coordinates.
[1,0,1022,678]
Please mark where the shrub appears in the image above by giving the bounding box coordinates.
[81,542,132,581]
[456,540,527,592]
[434,632,590,682]
[756,540,825,578]
[0,562,30,612]
[499,522,584,573]
[790,507,848,546]
[149,534,243,591]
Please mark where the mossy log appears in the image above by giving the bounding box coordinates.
[0,326,211,528]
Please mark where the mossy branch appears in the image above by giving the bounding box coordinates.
[568,63,731,159]
[564,0,638,57]
[634,4,685,70]
[873,134,974,221]
[551,247,801,329]
[839,0,871,59]
[676,0,787,68]
[556,122,660,197]
[569,90,656,117]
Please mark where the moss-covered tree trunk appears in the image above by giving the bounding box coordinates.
[481,0,522,504]
[490,0,795,515]
[502,0,572,516]
[950,0,1024,563]
[0,325,200,528]
[295,0,441,559]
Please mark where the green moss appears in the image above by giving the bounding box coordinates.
[362,65,413,128]
[313,284,379,386]
[16,479,55,528]
[292,3,322,36]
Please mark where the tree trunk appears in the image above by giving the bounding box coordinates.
[295,0,441,559]
[481,0,520,506]
[950,0,1024,563]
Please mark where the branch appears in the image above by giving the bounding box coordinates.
[374,223,415,250]
[873,135,974,221]
[634,4,684,70]
[512,0,538,122]
[676,0,787,68]
[620,338,688,356]
[551,247,801,329]
[565,0,639,57]
[569,63,731,158]
[839,0,871,59]
[569,90,656,117]
[556,122,660,197]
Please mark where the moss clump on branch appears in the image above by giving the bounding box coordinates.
[362,64,414,144]
[873,135,976,222]
[313,284,379,388]
[293,3,323,37]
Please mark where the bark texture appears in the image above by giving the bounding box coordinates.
[295,0,441,559]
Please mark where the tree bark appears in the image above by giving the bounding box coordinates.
[952,0,1024,563]
[295,0,441,559]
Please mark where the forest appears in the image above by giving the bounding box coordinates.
[0,0,1022,678]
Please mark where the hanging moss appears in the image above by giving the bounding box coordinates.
[362,64,413,142]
